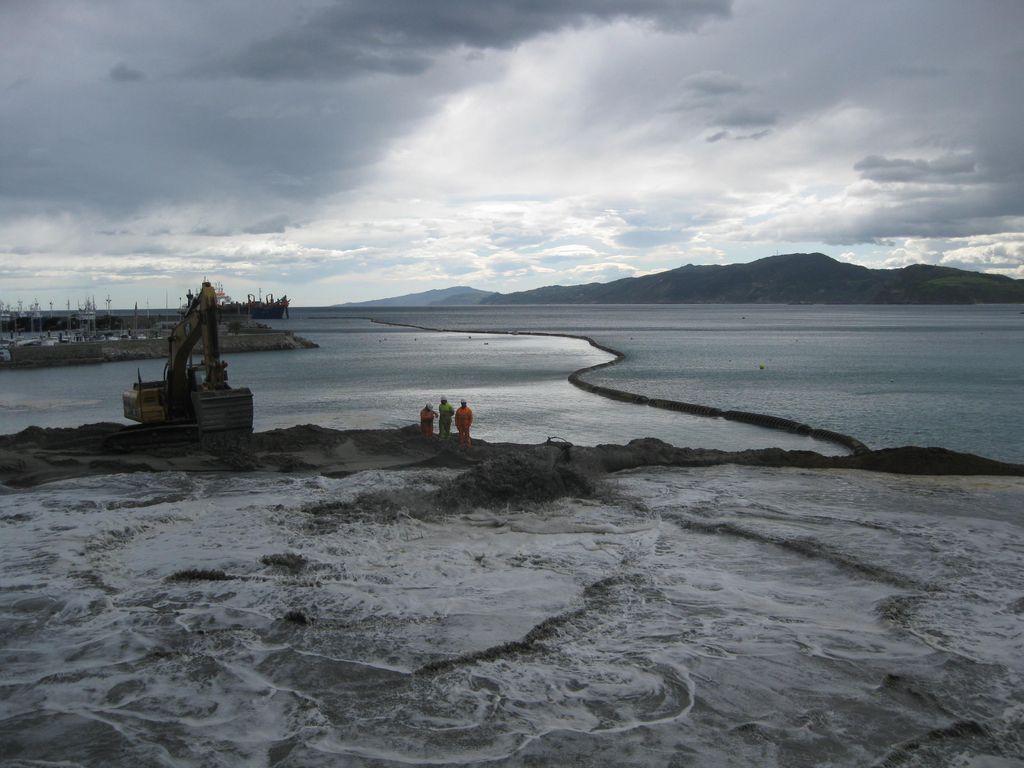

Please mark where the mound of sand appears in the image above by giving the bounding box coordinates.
[1,424,1021,490]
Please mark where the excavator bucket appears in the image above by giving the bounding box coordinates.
[192,387,254,436]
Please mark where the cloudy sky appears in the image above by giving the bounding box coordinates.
[2,0,1022,307]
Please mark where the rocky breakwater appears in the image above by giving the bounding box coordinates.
[2,330,317,368]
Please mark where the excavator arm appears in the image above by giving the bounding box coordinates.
[165,283,231,417]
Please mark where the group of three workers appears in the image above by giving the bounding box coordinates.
[419,398,473,447]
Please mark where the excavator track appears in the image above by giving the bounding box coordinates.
[102,423,200,453]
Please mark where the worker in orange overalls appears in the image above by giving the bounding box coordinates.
[419,403,437,438]
[454,399,473,448]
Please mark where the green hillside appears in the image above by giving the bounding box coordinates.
[482,253,1024,305]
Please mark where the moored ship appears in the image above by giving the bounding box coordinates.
[214,284,290,320]
[247,293,290,319]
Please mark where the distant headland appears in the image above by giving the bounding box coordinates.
[340,253,1024,306]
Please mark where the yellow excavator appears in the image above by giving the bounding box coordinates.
[106,281,254,451]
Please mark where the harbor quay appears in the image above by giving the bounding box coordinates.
[1,326,316,368]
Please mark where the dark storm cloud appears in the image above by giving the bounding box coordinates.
[203,0,732,80]
[716,107,776,128]
[2,0,731,219]
[705,125,771,143]
[190,224,235,237]
[683,71,745,96]
[243,214,292,235]
[799,185,1024,246]
[0,69,432,215]
[109,63,145,82]
[855,154,978,184]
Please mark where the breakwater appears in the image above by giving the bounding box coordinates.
[1,330,317,369]
[361,317,870,455]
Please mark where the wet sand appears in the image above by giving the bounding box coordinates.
[2,422,1021,490]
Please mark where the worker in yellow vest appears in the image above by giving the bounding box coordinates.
[437,398,455,440]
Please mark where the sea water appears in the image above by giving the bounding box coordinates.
[301,304,1023,464]
[2,305,1023,767]
[2,304,1021,461]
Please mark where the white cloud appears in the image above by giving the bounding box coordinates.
[877,235,1024,278]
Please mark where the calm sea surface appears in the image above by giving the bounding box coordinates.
[2,304,1022,462]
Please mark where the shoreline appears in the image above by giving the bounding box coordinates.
[2,422,1021,490]
[351,316,870,456]
[0,329,317,368]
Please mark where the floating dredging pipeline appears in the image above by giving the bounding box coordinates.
[363,319,870,456]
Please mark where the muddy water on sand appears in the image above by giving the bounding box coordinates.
[2,463,1022,766]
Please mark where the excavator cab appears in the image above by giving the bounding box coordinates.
[122,376,166,424]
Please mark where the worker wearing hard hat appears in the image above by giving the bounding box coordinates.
[455,399,473,448]
[437,397,455,440]
[419,403,437,438]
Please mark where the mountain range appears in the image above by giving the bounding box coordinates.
[341,253,1024,306]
